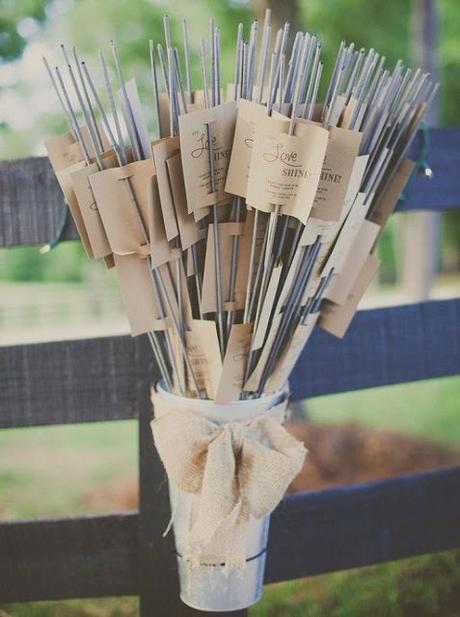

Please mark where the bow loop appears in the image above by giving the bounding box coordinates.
[151,395,307,570]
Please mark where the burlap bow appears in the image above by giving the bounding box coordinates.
[150,397,307,570]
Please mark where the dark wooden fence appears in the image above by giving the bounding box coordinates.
[1,126,460,616]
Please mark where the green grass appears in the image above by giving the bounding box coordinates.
[308,375,460,446]
[1,377,459,615]
[253,552,460,617]
[0,420,137,520]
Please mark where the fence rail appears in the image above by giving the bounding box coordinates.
[1,467,459,606]
[1,299,459,428]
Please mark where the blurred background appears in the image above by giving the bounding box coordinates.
[1,0,459,615]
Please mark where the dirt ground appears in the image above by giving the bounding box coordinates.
[81,419,460,511]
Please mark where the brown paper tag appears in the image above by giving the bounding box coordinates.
[147,174,173,268]
[225,99,268,198]
[45,132,84,170]
[113,253,167,336]
[201,222,245,313]
[151,136,180,240]
[244,312,282,392]
[158,92,171,140]
[45,124,109,172]
[369,159,415,229]
[178,101,237,213]
[325,219,380,305]
[55,160,94,258]
[246,117,329,223]
[166,152,202,250]
[215,322,253,403]
[251,263,283,350]
[120,79,151,159]
[89,160,155,256]
[265,312,319,394]
[69,150,120,259]
[321,191,368,275]
[186,319,222,398]
[320,253,380,338]
[310,126,363,221]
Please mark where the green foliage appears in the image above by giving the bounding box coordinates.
[0,0,51,61]
[0,242,87,282]
[252,552,460,617]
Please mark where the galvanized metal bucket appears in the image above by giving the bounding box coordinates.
[154,385,289,612]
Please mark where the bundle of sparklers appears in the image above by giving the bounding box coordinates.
[43,11,437,402]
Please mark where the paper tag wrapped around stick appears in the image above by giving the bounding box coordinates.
[320,253,380,338]
[45,125,111,258]
[310,125,363,221]
[201,222,246,313]
[70,149,120,259]
[166,153,204,250]
[89,160,154,257]
[225,99,267,198]
[179,101,237,213]
[152,136,180,240]
[246,117,329,223]
[185,319,222,399]
[148,174,173,269]
[114,253,169,336]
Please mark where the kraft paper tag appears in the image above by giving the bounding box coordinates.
[54,160,94,258]
[147,174,172,268]
[201,222,245,313]
[178,101,237,213]
[310,126,363,221]
[321,191,369,275]
[340,155,370,221]
[45,132,84,170]
[45,125,111,259]
[186,319,222,399]
[246,117,329,223]
[89,160,155,256]
[320,253,380,338]
[251,263,283,350]
[265,312,319,394]
[215,322,253,403]
[327,94,348,127]
[369,159,415,230]
[166,152,202,250]
[159,258,194,330]
[69,149,120,259]
[151,136,180,240]
[45,124,110,172]
[225,99,267,198]
[325,219,380,305]
[118,78,151,160]
[158,92,171,139]
[340,96,358,130]
[244,312,282,392]
[113,253,167,336]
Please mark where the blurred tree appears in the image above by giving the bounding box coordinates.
[0,0,52,62]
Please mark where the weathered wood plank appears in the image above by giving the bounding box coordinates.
[402,126,460,212]
[265,465,460,583]
[289,296,460,400]
[138,379,179,616]
[0,127,459,248]
[0,334,159,428]
[0,156,75,247]
[1,299,459,428]
[1,466,459,604]
[0,513,138,603]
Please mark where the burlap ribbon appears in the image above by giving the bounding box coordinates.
[150,395,307,570]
